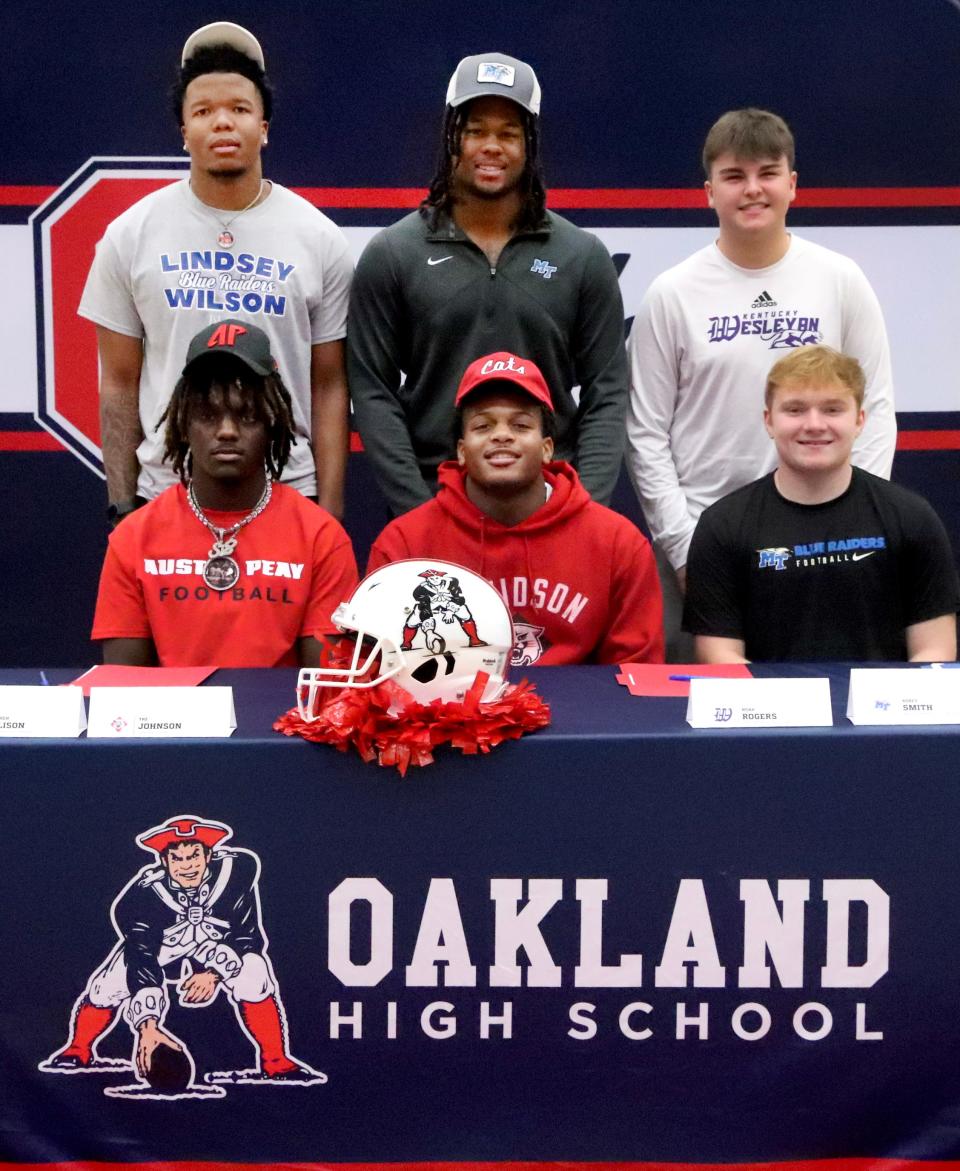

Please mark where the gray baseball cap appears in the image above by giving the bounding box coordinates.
[182,22,265,70]
[445,53,541,116]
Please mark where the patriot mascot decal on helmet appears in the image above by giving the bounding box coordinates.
[297,559,513,709]
[279,559,549,772]
[402,567,488,654]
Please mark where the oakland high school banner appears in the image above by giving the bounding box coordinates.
[4,665,960,1166]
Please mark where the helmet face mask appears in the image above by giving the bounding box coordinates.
[297,560,514,720]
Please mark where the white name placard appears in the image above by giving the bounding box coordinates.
[846,668,960,725]
[0,685,87,738]
[87,687,236,738]
[686,677,833,729]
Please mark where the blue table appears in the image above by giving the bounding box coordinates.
[3,665,959,1166]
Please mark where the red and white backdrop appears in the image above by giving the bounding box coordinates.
[1,0,958,666]
[3,4,960,1169]
[1,0,959,665]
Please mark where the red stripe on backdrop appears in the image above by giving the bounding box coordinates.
[0,431,956,454]
[556,186,960,209]
[296,186,427,207]
[0,431,63,450]
[262,186,960,210]
[7,185,960,210]
[0,185,57,204]
[896,430,960,450]
[793,187,960,208]
[4,1160,960,1170]
[543,187,960,210]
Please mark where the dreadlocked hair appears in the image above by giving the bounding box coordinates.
[420,104,546,234]
[160,364,296,483]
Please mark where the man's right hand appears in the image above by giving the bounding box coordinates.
[136,1018,183,1079]
[107,496,145,529]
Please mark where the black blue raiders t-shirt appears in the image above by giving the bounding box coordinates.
[683,468,959,661]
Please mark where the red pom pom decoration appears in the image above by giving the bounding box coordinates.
[274,670,550,776]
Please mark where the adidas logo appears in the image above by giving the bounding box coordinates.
[751,290,777,308]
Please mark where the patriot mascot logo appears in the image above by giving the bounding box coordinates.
[40,815,323,1099]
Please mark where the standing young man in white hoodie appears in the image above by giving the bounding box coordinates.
[625,108,897,658]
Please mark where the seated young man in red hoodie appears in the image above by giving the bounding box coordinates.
[367,352,663,665]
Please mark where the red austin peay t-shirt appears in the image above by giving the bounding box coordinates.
[93,483,358,666]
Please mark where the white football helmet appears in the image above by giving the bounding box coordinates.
[297,559,514,718]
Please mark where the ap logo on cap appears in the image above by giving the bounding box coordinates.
[477,61,515,86]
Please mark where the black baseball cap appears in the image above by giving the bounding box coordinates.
[182,319,277,378]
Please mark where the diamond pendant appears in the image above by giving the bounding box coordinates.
[217,230,235,248]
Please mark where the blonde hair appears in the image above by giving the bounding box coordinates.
[764,345,866,410]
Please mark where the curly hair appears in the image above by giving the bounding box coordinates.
[420,102,546,233]
[173,43,274,124]
[159,356,295,482]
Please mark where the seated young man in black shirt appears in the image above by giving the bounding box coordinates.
[684,345,958,663]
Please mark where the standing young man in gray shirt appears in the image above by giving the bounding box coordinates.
[80,22,353,525]
[348,52,628,517]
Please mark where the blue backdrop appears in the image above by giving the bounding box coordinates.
[2,0,959,665]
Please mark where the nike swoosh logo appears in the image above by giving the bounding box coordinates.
[851,551,877,561]
[427,255,453,266]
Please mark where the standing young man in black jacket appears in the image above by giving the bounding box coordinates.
[348,52,628,516]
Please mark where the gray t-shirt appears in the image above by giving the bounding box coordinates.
[79,179,353,498]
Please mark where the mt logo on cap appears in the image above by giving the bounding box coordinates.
[445,52,541,116]
[477,61,515,86]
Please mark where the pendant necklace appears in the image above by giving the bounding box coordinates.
[192,179,267,249]
[187,477,272,590]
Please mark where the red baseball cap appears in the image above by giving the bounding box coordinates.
[454,352,555,411]
[138,816,231,855]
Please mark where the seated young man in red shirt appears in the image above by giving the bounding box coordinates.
[92,319,358,667]
[368,352,663,666]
